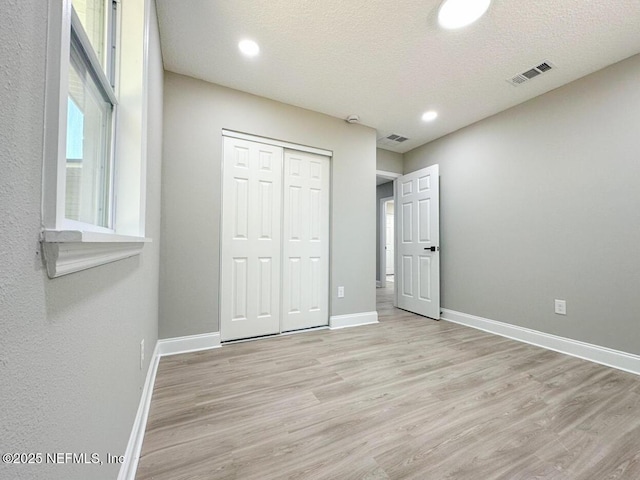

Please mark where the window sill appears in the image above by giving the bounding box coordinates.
[41,230,151,278]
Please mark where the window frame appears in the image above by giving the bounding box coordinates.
[41,0,151,278]
[69,14,114,230]
[67,2,118,232]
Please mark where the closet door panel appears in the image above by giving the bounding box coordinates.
[282,150,330,331]
[221,137,283,341]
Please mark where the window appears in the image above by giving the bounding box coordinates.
[66,0,117,230]
[42,0,151,278]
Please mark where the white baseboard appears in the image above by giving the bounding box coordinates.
[117,342,160,480]
[118,332,221,480]
[330,311,379,329]
[157,332,221,356]
[441,309,640,376]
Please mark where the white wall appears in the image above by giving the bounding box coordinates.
[377,148,403,174]
[0,1,163,479]
[160,72,377,338]
[404,54,640,355]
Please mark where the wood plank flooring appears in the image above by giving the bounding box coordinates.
[136,287,640,479]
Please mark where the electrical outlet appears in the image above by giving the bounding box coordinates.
[140,339,145,369]
[554,299,567,315]
[338,286,345,298]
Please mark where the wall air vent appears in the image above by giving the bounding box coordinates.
[507,61,555,87]
[377,133,409,148]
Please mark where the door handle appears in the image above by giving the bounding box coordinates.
[424,246,440,252]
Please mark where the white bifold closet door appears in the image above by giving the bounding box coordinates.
[220,136,330,341]
[281,150,330,332]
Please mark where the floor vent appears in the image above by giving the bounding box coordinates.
[377,133,409,147]
[507,61,555,86]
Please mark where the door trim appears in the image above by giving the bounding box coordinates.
[223,129,333,157]
[376,170,401,180]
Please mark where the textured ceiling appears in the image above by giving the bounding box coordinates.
[156,0,640,153]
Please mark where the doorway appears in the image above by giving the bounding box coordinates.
[384,199,394,284]
[379,195,394,288]
[376,170,400,289]
[376,166,441,318]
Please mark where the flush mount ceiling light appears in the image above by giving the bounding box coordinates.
[422,110,438,122]
[438,0,491,29]
[238,39,260,57]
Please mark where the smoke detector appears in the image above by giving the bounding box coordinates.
[346,115,360,124]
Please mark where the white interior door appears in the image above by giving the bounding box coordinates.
[281,149,330,332]
[220,137,283,341]
[395,165,440,319]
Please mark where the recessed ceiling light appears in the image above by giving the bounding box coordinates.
[422,110,438,122]
[438,0,491,30]
[238,39,260,57]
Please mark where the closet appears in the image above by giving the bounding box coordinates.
[220,134,330,341]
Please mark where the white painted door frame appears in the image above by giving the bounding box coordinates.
[379,195,394,289]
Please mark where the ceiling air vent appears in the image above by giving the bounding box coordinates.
[377,133,409,147]
[507,61,555,87]
[387,134,408,142]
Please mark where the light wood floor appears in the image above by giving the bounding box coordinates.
[136,287,640,479]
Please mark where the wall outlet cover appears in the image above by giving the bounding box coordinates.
[554,299,567,315]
